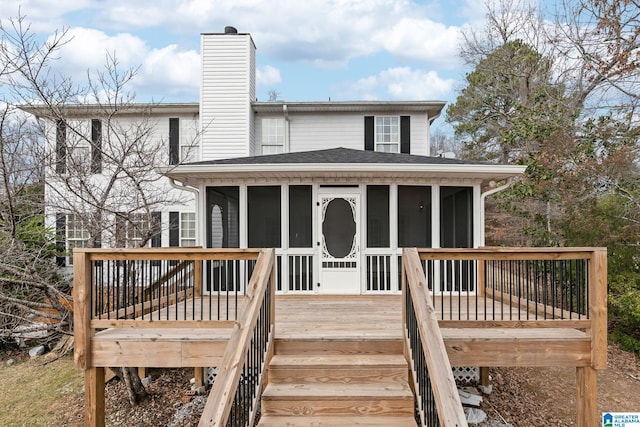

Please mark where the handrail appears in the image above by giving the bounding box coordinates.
[403,248,468,427]
[198,248,276,427]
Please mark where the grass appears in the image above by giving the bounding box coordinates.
[0,353,83,426]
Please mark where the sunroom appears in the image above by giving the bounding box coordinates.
[163,147,526,295]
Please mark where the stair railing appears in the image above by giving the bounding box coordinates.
[198,248,276,427]
[402,248,468,427]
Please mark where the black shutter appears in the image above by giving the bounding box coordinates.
[55,213,66,267]
[91,119,102,173]
[400,116,410,154]
[151,211,162,247]
[364,116,374,151]
[169,211,180,247]
[56,120,66,174]
[169,118,179,165]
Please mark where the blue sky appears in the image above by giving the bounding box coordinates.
[1,0,496,133]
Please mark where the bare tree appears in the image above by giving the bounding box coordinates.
[0,14,195,405]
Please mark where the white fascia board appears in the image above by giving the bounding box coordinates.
[160,163,526,184]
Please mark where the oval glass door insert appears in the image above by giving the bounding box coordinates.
[322,197,356,259]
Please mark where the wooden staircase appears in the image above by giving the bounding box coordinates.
[257,338,418,426]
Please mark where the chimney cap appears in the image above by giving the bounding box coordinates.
[224,26,238,34]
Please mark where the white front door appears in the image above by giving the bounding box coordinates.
[317,188,360,294]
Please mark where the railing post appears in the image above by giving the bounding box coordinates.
[194,259,203,298]
[589,248,607,370]
[73,249,92,369]
[477,258,486,297]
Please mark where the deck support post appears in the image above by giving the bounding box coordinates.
[194,367,205,388]
[480,367,490,387]
[576,366,597,427]
[85,367,105,427]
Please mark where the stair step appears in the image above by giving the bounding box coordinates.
[261,383,414,416]
[257,415,418,426]
[274,338,403,355]
[268,354,408,384]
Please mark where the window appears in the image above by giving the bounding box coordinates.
[180,212,196,247]
[375,116,399,153]
[66,214,89,265]
[181,119,200,162]
[170,118,200,164]
[248,186,281,247]
[261,118,284,154]
[68,143,91,172]
[127,213,151,247]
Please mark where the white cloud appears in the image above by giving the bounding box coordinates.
[51,28,200,101]
[88,0,461,68]
[0,0,95,32]
[344,67,455,100]
[374,18,462,68]
[141,45,200,96]
[55,27,147,71]
[256,65,282,87]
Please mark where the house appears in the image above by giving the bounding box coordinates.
[31,26,526,293]
[31,27,607,427]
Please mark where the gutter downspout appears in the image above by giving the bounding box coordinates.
[169,178,201,246]
[283,104,290,152]
[427,111,442,157]
[480,179,515,246]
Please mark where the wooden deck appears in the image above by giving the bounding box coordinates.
[91,294,591,369]
[74,247,607,427]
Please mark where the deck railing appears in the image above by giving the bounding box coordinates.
[198,248,276,427]
[402,248,468,427]
[417,247,608,369]
[73,248,268,370]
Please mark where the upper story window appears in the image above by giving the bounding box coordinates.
[55,119,102,175]
[261,118,284,155]
[169,118,200,164]
[365,115,410,154]
[375,116,399,153]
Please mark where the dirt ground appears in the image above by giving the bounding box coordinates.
[480,344,640,426]
[26,343,640,426]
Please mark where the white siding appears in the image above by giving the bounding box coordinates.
[254,112,431,155]
[288,113,363,152]
[200,33,255,161]
[410,113,430,156]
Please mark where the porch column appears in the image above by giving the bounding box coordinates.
[576,366,597,427]
[85,367,105,427]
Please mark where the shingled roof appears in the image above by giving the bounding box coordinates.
[162,147,526,186]
[186,147,489,166]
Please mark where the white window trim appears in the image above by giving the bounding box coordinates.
[180,120,200,162]
[66,214,89,265]
[127,213,151,248]
[375,116,400,153]
[261,118,285,154]
[180,212,196,247]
